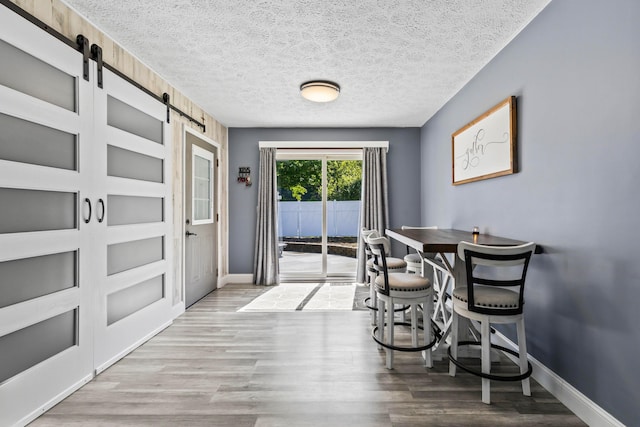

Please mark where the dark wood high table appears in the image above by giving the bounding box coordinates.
[386,228,542,255]
[385,228,541,354]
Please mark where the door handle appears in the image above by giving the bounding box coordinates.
[83,198,92,223]
[186,231,198,237]
[97,198,105,223]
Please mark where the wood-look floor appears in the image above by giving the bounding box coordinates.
[31,283,586,427]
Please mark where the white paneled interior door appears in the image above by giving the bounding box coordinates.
[185,136,218,307]
[92,67,173,373]
[0,8,93,426]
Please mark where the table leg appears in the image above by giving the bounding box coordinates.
[423,254,454,348]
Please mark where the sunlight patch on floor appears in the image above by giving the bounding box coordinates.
[303,283,356,311]
[238,282,361,312]
[237,282,318,311]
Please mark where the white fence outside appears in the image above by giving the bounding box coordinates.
[278,200,361,237]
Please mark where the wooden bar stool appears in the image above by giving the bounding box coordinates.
[361,228,407,325]
[448,241,535,404]
[367,235,436,369]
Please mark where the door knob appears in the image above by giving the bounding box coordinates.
[186,231,198,237]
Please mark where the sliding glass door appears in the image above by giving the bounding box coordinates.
[277,150,362,281]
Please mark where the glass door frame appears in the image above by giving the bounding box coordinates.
[276,148,362,281]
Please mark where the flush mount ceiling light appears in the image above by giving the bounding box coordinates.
[300,80,340,103]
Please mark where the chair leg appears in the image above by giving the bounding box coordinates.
[410,303,418,347]
[377,298,385,350]
[400,302,407,323]
[423,298,433,368]
[449,310,458,376]
[369,273,377,326]
[517,318,531,397]
[386,297,395,369]
[481,320,491,404]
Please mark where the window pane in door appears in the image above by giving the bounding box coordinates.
[0,251,77,309]
[193,153,211,222]
[277,159,323,275]
[0,113,77,171]
[107,95,163,144]
[0,309,77,383]
[107,195,163,226]
[0,188,76,233]
[107,236,164,275]
[107,145,163,183]
[0,39,76,111]
[107,275,164,325]
[326,160,361,276]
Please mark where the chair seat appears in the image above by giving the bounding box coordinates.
[367,257,406,270]
[452,286,519,309]
[404,252,422,264]
[375,273,431,292]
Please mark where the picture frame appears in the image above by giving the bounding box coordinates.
[452,96,517,185]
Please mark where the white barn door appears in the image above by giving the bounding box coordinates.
[92,67,174,373]
[0,8,94,426]
[0,6,177,424]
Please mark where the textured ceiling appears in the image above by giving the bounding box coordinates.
[61,0,550,128]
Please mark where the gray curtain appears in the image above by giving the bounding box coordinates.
[253,147,279,285]
[356,147,389,283]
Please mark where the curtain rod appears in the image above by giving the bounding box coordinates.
[259,141,389,151]
[1,0,206,131]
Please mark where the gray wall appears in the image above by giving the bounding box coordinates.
[420,1,639,425]
[228,128,421,274]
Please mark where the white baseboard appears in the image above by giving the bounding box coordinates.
[221,274,254,286]
[19,373,93,427]
[492,331,624,427]
[94,320,173,375]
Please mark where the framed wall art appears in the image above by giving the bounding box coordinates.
[452,96,517,185]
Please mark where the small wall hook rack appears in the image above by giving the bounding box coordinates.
[238,167,251,186]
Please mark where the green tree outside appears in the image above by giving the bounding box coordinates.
[277,160,362,201]
[327,160,362,201]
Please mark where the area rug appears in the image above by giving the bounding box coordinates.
[238,283,368,312]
